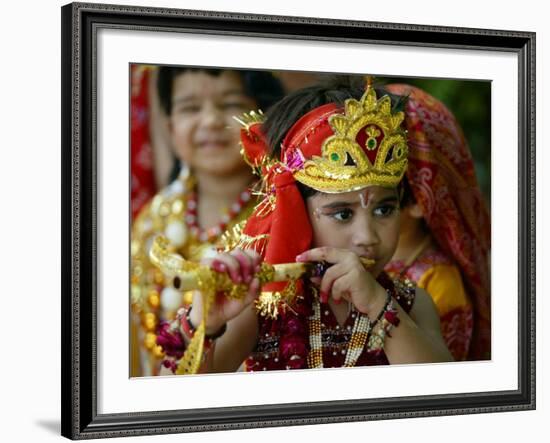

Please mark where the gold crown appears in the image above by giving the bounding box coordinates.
[293,85,408,193]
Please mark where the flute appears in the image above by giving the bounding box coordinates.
[149,235,375,375]
[149,235,375,294]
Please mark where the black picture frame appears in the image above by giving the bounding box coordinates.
[61,2,536,439]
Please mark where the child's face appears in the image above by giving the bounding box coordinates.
[168,70,257,177]
[306,186,401,276]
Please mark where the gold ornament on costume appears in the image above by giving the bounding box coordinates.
[150,235,308,306]
[149,235,328,374]
[234,110,272,172]
[255,291,284,319]
[220,220,271,257]
[294,83,408,193]
[254,278,299,319]
[130,166,257,376]
[233,109,265,134]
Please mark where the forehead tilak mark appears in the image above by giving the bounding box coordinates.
[359,189,374,209]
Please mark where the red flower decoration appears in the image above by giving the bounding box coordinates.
[162,359,178,374]
[156,321,186,359]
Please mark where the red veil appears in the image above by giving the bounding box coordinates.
[386,84,491,360]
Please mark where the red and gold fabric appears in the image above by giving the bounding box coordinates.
[246,273,416,371]
[238,86,409,293]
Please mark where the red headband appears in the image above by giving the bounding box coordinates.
[238,104,342,293]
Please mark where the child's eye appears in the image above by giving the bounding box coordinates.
[373,205,397,217]
[330,209,353,222]
[174,104,200,114]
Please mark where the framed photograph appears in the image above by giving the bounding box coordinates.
[61,1,535,439]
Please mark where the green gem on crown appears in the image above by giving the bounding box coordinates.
[367,138,377,149]
[330,153,340,161]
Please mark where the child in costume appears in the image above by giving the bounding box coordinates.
[156,79,453,375]
[130,67,283,376]
[383,84,491,361]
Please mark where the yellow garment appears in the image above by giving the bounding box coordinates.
[417,264,471,317]
[130,173,255,377]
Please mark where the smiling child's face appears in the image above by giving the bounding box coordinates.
[168,70,257,178]
[306,186,401,276]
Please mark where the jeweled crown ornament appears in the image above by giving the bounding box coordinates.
[293,78,408,193]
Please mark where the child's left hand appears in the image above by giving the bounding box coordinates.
[296,247,387,319]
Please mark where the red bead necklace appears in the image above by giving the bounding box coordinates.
[185,188,252,242]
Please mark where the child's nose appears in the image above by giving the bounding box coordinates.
[200,103,224,127]
[352,216,379,248]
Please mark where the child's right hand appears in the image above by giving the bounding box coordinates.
[189,249,262,335]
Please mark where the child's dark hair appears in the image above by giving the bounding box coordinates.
[157,66,285,115]
[262,75,408,201]
[399,175,416,207]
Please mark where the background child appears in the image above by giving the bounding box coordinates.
[384,84,491,361]
[130,67,283,376]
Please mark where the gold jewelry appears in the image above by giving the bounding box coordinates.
[150,237,310,374]
[130,167,256,375]
[368,295,401,351]
[294,84,408,193]
[306,296,372,369]
[233,109,265,134]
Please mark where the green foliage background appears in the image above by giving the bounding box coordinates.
[377,76,491,205]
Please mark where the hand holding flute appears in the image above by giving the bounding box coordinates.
[150,235,375,374]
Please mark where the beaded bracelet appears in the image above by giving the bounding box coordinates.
[367,290,401,351]
[372,289,393,325]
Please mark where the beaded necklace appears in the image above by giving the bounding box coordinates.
[185,187,252,243]
[306,298,371,368]
[247,274,410,372]
[305,276,400,369]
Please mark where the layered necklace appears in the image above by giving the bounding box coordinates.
[306,297,372,369]
[305,275,399,369]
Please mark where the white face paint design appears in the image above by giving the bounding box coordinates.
[313,189,375,218]
[358,189,374,209]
